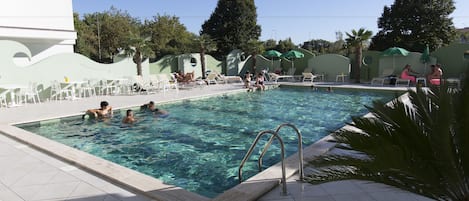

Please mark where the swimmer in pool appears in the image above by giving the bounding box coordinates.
[83,101,113,119]
[122,109,136,124]
[140,101,169,117]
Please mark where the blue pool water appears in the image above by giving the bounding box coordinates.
[17,87,396,198]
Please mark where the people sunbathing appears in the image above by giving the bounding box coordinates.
[400,64,419,83]
[427,64,443,85]
[175,71,195,83]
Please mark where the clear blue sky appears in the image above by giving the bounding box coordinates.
[72,0,469,44]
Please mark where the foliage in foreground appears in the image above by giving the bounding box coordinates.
[305,75,469,200]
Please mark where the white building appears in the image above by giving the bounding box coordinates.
[0,0,76,63]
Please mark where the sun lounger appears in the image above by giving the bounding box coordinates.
[371,68,394,86]
[302,72,317,82]
[268,73,295,83]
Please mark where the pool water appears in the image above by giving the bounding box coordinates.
[18,87,396,198]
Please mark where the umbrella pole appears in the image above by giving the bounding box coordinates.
[424,62,427,75]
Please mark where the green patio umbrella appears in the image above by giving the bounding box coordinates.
[381,47,410,71]
[263,50,282,70]
[420,44,431,74]
[281,50,304,72]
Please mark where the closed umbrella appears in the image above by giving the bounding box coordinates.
[263,50,282,69]
[281,50,304,72]
[420,44,431,74]
[381,47,410,71]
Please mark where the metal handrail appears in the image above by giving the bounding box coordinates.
[238,130,288,195]
[257,123,304,180]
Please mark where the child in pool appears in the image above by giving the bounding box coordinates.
[122,109,136,124]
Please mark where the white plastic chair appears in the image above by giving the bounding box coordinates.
[371,68,394,86]
[50,80,72,101]
[0,90,8,108]
[17,82,42,104]
[79,79,97,97]
[302,72,317,82]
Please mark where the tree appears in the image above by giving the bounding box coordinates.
[243,39,264,73]
[142,15,195,59]
[124,33,155,76]
[264,39,277,51]
[345,28,372,83]
[73,13,97,57]
[276,38,296,53]
[81,7,139,63]
[305,74,469,200]
[301,39,332,55]
[201,0,261,59]
[194,34,216,79]
[369,0,457,52]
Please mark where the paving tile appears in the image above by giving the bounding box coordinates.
[102,195,125,201]
[293,195,335,201]
[48,171,81,184]
[332,193,377,201]
[11,168,59,187]
[368,191,420,201]
[0,188,24,201]
[67,169,114,189]
[353,180,397,193]
[68,182,107,198]
[65,194,113,201]
[318,180,365,195]
[11,181,80,201]
[288,182,329,197]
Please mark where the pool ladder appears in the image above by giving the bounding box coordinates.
[238,123,304,196]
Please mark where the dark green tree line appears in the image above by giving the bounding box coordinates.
[201,0,261,59]
[370,0,457,52]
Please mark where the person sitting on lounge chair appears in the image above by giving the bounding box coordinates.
[427,64,443,85]
[400,64,419,83]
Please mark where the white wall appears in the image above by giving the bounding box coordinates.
[0,0,74,30]
[0,0,77,60]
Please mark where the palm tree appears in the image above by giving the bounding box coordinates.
[195,34,216,79]
[124,33,155,76]
[244,39,265,73]
[345,28,372,83]
[305,74,469,200]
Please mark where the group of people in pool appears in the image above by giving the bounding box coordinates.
[83,101,168,124]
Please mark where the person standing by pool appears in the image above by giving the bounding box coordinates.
[141,101,169,117]
[255,72,265,91]
[122,109,136,124]
[83,101,113,119]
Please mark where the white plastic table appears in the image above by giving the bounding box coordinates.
[336,74,348,82]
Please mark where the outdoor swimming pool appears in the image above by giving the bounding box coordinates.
[17,87,396,198]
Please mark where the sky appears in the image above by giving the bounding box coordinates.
[72,0,469,44]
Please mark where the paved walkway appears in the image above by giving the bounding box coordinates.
[0,83,435,201]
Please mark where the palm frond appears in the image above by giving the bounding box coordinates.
[305,73,469,200]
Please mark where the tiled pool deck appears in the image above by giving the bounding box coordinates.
[0,82,435,201]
